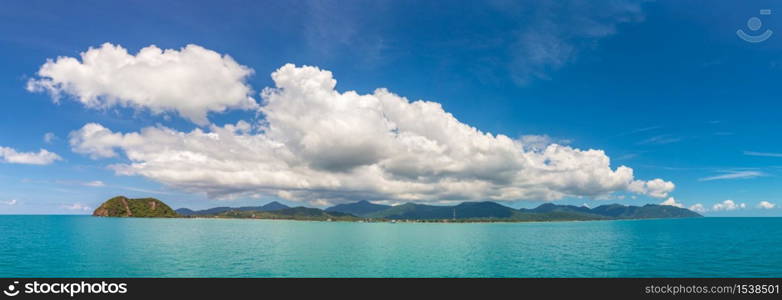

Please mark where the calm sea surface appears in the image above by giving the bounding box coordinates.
[0,216,779,277]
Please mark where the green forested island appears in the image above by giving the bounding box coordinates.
[92,196,179,217]
[93,196,702,222]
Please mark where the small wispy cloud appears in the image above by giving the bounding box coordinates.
[2,199,17,206]
[629,126,662,134]
[485,0,650,85]
[62,203,91,212]
[83,180,105,187]
[689,203,707,213]
[699,170,765,181]
[54,180,106,187]
[636,134,683,145]
[614,125,661,137]
[615,153,640,161]
[115,185,178,196]
[744,151,782,158]
[43,132,57,143]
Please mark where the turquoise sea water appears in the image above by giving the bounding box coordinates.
[0,216,780,277]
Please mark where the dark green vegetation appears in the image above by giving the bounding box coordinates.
[212,207,360,221]
[325,200,390,216]
[93,196,179,218]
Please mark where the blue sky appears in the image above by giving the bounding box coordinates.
[0,0,780,216]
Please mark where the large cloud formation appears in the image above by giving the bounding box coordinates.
[27,43,257,125]
[67,63,673,205]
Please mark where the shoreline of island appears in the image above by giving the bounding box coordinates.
[173,214,705,224]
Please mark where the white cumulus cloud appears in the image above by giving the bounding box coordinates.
[27,43,258,125]
[660,197,684,208]
[712,200,746,211]
[627,178,675,199]
[2,199,17,206]
[0,146,61,165]
[68,64,674,205]
[757,201,776,209]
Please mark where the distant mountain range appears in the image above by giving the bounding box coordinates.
[93,196,701,221]
[169,199,701,221]
[324,201,701,221]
